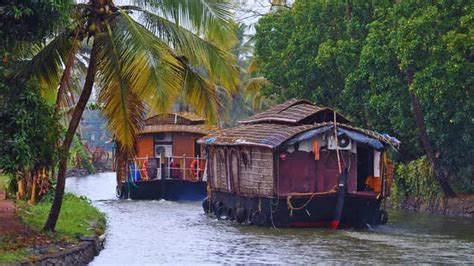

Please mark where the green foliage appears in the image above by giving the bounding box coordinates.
[0,174,9,192]
[0,0,73,56]
[391,157,442,207]
[0,249,28,264]
[17,193,106,238]
[254,0,474,193]
[0,66,61,178]
[69,135,95,174]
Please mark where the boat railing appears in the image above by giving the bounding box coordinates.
[125,155,206,181]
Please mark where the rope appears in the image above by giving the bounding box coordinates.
[207,183,212,214]
[286,190,337,216]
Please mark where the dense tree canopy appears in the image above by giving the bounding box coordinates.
[0,0,73,57]
[254,0,473,193]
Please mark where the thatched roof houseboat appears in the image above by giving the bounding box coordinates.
[199,99,398,228]
[116,112,217,200]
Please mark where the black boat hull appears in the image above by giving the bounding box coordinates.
[118,179,207,201]
[206,190,385,228]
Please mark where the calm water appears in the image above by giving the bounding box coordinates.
[66,172,474,264]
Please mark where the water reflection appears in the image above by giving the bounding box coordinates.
[66,173,474,264]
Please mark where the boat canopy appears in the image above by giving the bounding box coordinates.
[199,122,400,150]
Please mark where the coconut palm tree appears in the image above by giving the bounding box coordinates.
[21,0,239,231]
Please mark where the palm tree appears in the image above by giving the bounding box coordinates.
[21,0,239,231]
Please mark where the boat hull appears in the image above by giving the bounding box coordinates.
[206,190,385,228]
[118,179,207,201]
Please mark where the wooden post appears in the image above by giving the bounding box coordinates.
[333,111,342,174]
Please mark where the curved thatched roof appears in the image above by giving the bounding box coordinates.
[198,122,399,150]
[238,99,350,125]
[140,112,216,135]
[145,112,206,126]
[142,124,218,135]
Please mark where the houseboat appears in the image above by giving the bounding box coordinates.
[199,99,398,229]
[115,112,217,201]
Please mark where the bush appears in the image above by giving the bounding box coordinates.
[391,157,442,207]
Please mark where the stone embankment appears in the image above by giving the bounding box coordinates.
[14,235,105,266]
[399,194,474,218]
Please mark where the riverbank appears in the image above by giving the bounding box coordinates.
[390,194,474,218]
[0,192,106,264]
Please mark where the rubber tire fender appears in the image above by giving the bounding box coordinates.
[202,197,211,214]
[227,207,235,221]
[215,206,229,220]
[251,211,267,227]
[235,207,246,223]
[211,201,224,212]
[116,186,123,199]
[378,209,388,225]
[245,209,254,225]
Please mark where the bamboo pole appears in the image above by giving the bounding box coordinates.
[333,111,342,174]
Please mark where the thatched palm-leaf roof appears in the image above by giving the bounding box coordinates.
[199,122,399,149]
[238,98,350,125]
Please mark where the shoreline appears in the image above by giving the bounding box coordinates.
[388,194,474,218]
[0,193,106,265]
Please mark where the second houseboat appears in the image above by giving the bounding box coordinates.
[116,112,217,201]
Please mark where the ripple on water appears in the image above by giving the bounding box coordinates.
[66,173,474,265]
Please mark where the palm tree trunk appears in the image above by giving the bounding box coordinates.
[406,70,456,197]
[55,44,78,115]
[55,32,80,115]
[44,40,99,231]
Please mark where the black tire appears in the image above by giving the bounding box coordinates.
[215,206,229,220]
[245,209,254,225]
[116,186,123,199]
[251,211,267,227]
[202,197,211,214]
[378,209,388,225]
[227,207,235,221]
[214,201,223,209]
[235,207,246,223]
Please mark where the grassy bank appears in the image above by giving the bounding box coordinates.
[0,193,106,263]
[17,193,106,238]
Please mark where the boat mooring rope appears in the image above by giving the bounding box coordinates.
[286,190,337,216]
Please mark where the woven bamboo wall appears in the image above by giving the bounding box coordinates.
[238,146,274,196]
[208,145,274,196]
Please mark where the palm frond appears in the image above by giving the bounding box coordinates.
[180,62,219,123]
[119,12,226,123]
[95,21,146,149]
[118,13,185,113]
[132,0,234,37]
[139,10,239,92]
[243,77,270,111]
[17,29,77,101]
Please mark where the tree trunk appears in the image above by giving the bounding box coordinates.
[55,35,79,115]
[43,40,99,231]
[346,0,353,21]
[406,70,456,197]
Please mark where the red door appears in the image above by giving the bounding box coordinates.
[278,151,316,196]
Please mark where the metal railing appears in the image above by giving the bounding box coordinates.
[125,155,206,182]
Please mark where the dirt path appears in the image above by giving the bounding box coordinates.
[0,191,26,233]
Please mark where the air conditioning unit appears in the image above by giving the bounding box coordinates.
[155,144,172,157]
[328,135,352,150]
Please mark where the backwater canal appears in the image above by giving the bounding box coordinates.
[66,173,474,264]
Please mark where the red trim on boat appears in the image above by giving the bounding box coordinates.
[329,220,340,229]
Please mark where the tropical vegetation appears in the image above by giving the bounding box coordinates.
[17,0,239,231]
[254,0,473,198]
